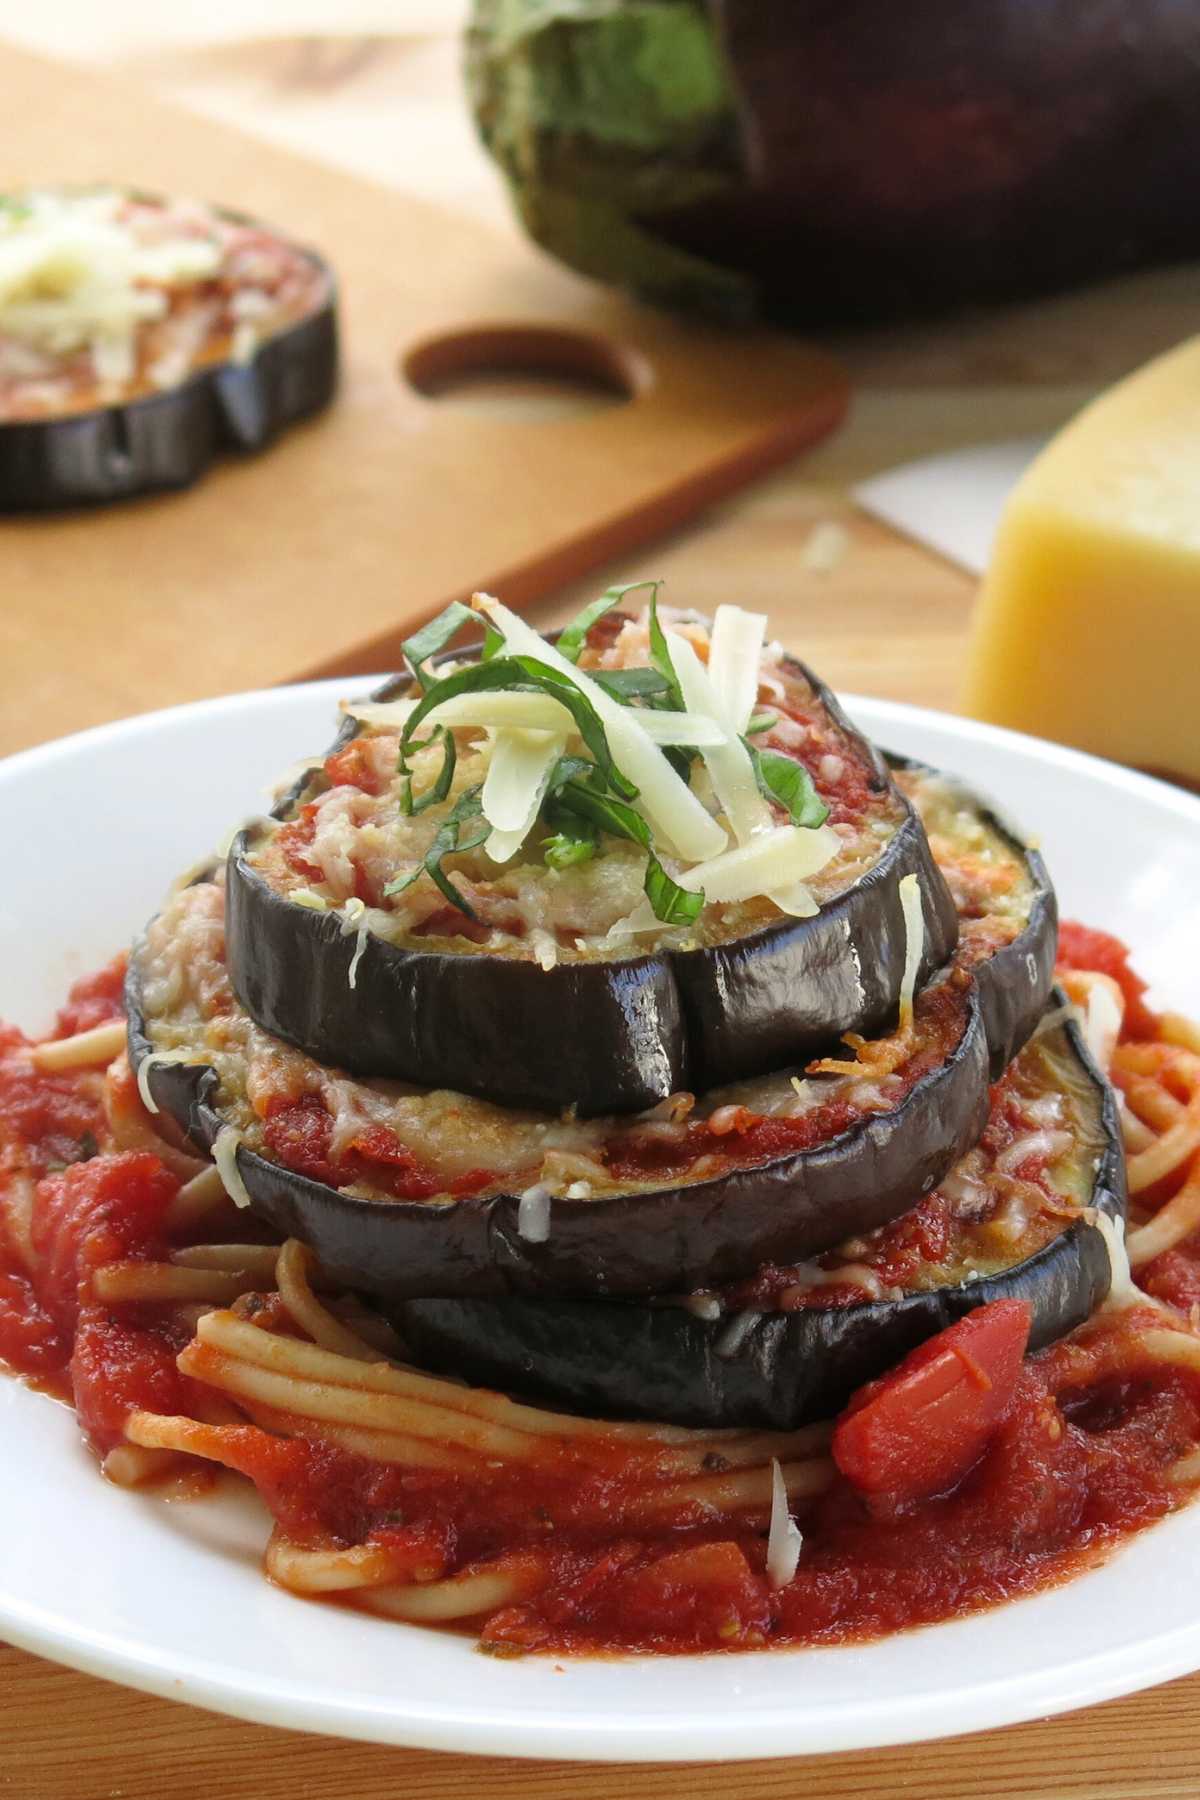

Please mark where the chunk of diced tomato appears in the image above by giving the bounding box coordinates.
[832,1298,1032,1506]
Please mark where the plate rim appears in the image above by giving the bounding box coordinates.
[3,680,1200,1761]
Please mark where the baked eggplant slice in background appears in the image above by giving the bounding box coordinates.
[396,1004,1124,1428]
[889,754,1057,1076]
[225,597,958,1114]
[0,187,336,508]
[126,873,989,1300]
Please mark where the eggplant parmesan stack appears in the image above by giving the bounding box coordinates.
[225,595,957,1113]
[0,186,336,507]
[126,590,1104,1435]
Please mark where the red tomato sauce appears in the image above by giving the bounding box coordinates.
[1058,921,1159,1039]
[2,941,1199,1656]
[722,1030,1074,1312]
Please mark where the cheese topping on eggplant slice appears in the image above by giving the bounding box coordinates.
[245,601,905,962]
[136,876,968,1206]
[0,187,331,420]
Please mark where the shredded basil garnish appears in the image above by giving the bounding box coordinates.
[644,857,705,926]
[542,813,599,870]
[646,582,684,712]
[590,667,673,702]
[553,779,703,924]
[556,579,662,664]
[401,724,456,816]
[402,601,478,690]
[745,711,776,736]
[383,787,489,918]
[746,744,830,828]
[402,657,638,802]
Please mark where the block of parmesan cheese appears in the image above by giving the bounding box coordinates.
[963,337,1200,784]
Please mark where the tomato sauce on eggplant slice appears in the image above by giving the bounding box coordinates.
[126,872,988,1300]
[397,1004,1125,1429]
[224,620,959,1115]
[888,754,1057,1077]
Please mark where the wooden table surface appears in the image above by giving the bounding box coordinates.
[4,14,1200,1798]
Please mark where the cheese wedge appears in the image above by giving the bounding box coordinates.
[963,337,1200,783]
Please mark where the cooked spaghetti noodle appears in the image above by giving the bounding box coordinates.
[4,936,1200,1653]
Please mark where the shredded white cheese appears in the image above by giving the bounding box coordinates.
[516,1183,552,1243]
[338,898,369,990]
[668,629,772,845]
[482,728,565,862]
[1083,976,1124,1073]
[0,189,222,387]
[766,1457,803,1590]
[706,604,768,736]
[347,692,728,749]
[213,1126,253,1210]
[766,881,820,919]
[1088,1209,1140,1312]
[897,872,925,1029]
[714,1310,762,1359]
[474,593,728,863]
[679,824,839,904]
[684,1293,722,1322]
[134,1048,198,1116]
[801,520,850,576]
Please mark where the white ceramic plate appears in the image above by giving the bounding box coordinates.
[3,684,1200,1761]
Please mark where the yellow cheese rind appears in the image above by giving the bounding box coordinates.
[963,336,1200,782]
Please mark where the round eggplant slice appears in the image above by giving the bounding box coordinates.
[395,1006,1125,1427]
[888,754,1057,1076]
[125,880,989,1300]
[225,638,958,1115]
[0,188,336,510]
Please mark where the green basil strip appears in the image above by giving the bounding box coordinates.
[745,711,776,737]
[542,801,599,870]
[383,787,489,918]
[408,725,457,815]
[546,753,601,797]
[590,667,674,702]
[402,657,638,803]
[663,745,697,784]
[644,856,704,926]
[646,582,684,713]
[481,621,505,661]
[555,780,703,924]
[746,744,830,828]
[556,579,663,664]
[402,601,478,689]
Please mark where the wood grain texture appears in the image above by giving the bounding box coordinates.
[5,1640,1200,1800]
[0,41,847,760]
[4,16,1200,1797]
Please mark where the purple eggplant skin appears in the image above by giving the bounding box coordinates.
[225,653,959,1115]
[124,946,990,1300]
[0,236,336,512]
[395,1009,1125,1429]
[656,1,1200,325]
[885,752,1057,1078]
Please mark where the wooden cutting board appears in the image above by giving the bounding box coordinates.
[0,41,847,757]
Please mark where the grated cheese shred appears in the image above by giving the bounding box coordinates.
[213,1126,253,1210]
[766,1457,803,1590]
